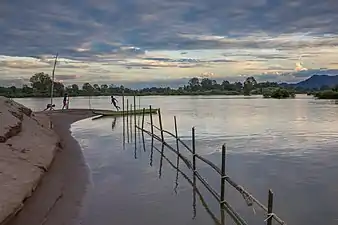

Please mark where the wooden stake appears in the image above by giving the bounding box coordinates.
[133,95,136,120]
[174,116,180,193]
[157,109,165,178]
[192,127,196,172]
[150,105,154,139]
[141,108,146,152]
[130,103,133,142]
[174,116,179,152]
[122,91,125,117]
[126,99,129,143]
[220,144,226,225]
[192,126,197,218]
[149,105,154,166]
[220,144,226,203]
[267,189,274,225]
[158,108,164,142]
[141,108,145,130]
[122,92,125,148]
[134,95,137,145]
[138,95,141,127]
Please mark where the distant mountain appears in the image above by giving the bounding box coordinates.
[281,75,338,89]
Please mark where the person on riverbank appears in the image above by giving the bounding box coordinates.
[111,95,120,111]
[62,93,68,110]
[43,103,55,111]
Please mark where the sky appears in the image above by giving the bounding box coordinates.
[1,0,338,88]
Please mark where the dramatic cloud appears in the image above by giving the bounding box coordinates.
[1,0,338,86]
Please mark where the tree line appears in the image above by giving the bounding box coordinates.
[0,72,336,98]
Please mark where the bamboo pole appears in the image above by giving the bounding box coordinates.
[149,105,154,166]
[158,109,164,141]
[267,190,274,225]
[122,91,125,116]
[122,92,125,148]
[126,99,129,143]
[221,144,227,225]
[158,108,164,178]
[174,116,180,193]
[221,144,226,203]
[134,95,137,151]
[134,95,136,129]
[50,53,58,107]
[149,106,154,140]
[192,127,196,172]
[192,127,197,218]
[130,103,133,142]
[141,108,146,152]
[138,95,141,127]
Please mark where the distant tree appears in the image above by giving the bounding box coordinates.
[243,76,257,95]
[234,82,243,92]
[71,84,79,92]
[9,86,17,93]
[29,72,52,93]
[101,84,108,93]
[82,83,94,93]
[93,84,100,91]
[200,78,217,90]
[53,82,65,96]
[188,77,200,91]
[22,84,33,94]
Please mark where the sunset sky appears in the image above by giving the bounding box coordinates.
[1,0,338,88]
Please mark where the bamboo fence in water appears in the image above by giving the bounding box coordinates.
[120,94,286,225]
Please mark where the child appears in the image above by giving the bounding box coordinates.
[111,95,120,111]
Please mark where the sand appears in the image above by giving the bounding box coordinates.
[2,106,96,225]
[0,97,59,224]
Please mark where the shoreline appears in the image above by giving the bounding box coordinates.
[6,110,95,225]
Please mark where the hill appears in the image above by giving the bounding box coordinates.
[281,75,338,89]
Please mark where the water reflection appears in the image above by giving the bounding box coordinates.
[119,109,224,223]
[151,144,222,225]
[111,117,117,130]
[125,118,245,225]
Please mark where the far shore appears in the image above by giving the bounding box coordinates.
[7,109,95,225]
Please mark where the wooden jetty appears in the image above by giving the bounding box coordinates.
[91,108,159,120]
[92,108,158,116]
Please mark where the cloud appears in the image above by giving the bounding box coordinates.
[1,0,338,85]
[55,75,80,81]
[295,62,308,72]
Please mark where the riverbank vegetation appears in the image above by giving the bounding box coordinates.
[312,85,338,99]
[314,91,338,99]
[262,88,295,99]
[0,72,337,98]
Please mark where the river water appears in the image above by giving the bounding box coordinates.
[15,95,338,225]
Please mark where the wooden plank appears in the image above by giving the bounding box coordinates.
[92,108,158,117]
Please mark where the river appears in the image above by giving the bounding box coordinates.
[15,95,338,225]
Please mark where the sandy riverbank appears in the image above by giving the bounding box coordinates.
[1,102,96,225]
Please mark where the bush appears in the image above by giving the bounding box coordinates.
[263,88,295,99]
[314,90,338,99]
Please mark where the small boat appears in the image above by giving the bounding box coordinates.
[91,108,159,117]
